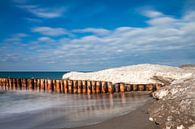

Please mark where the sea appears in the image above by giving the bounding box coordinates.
[0,72,151,129]
[0,72,68,79]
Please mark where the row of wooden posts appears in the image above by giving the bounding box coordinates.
[0,78,162,94]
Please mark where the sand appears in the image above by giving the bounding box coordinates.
[62,99,160,129]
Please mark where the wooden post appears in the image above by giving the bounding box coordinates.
[73,80,78,94]
[56,80,61,93]
[27,79,33,91]
[91,81,96,94]
[114,83,120,93]
[138,84,145,91]
[22,79,27,90]
[132,84,137,91]
[68,80,73,93]
[16,78,21,90]
[96,81,101,93]
[1,78,5,90]
[47,79,52,93]
[44,79,48,92]
[12,78,16,90]
[40,79,45,92]
[87,80,91,94]
[101,81,107,93]
[0,78,2,90]
[63,80,68,93]
[107,82,113,94]
[82,80,87,94]
[8,78,12,90]
[59,80,64,93]
[5,78,9,90]
[146,84,154,91]
[37,79,40,92]
[120,83,125,93]
[155,84,161,90]
[33,79,37,91]
[77,80,82,94]
[126,84,132,92]
[52,80,55,92]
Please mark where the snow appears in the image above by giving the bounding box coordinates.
[62,64,193,84]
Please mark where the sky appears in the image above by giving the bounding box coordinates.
[0,0,195,71]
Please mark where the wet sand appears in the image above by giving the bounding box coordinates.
[63,99,159,129]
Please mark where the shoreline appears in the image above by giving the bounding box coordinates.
[62,98,160,129]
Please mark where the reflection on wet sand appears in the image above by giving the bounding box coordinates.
[0,91,151,129]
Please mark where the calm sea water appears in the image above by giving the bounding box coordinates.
[0,72,68,79]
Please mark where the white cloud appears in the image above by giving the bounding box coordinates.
[38,37,55,43]
[16,4,65,18]
[3,33,28,43]
[142,10,163,18]
[32,26,70,36]
[147,17,178,26]
[73,28,111,36]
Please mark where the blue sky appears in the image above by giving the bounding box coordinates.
[0,0,195,71]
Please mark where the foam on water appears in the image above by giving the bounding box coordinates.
[0,90,151,129]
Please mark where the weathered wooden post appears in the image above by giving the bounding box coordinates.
[27,79,33,91]
[146,84,154,91]
[47,79,52,93]
[5,78,9,90]
[55,80,61,93]
[155,84,161,90]
[16,78,20,90]
[120,83,125,93]
[107,82,113,94]
[82,80,87,94]
[87,80,91,94]
[2,78,5,90]
[101,81,107,93]
[44,79,48,92]
[33,79,37,91]
[0,78,2,90]
[68,80,73,93]
[40,79,45,92]
[11,78,17,90]
[22,79,27,90]
[77,80,82,94]
[114,83,120,93]
[126,84,132,92]
[8,78,12,90]
[132,84,137,91]
[63,80,68,93]
[96,81,101,93]
[91,81,96,94]
[37,79,41,92]
[59,80,64,93]
[52,80,55,92]
[138,84,145,91]
[73,80,78,94]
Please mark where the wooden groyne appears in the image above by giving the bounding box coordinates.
[0,78,163,94]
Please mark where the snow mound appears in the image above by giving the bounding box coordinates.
[62,64,193,84]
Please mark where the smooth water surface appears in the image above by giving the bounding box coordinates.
[0,90,150,129]
[0,72,67,79]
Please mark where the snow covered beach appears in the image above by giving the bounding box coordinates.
[63,64,193,84]
[63,64,195,129]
